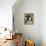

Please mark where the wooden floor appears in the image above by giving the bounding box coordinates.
[0,39,16,46]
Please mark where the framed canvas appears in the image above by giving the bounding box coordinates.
[24,13,34,25]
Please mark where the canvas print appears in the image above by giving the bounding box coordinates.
[24,13,34,25]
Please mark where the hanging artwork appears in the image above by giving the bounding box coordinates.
[24,13,34,25]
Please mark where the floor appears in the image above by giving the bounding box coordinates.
[0,39,16,46]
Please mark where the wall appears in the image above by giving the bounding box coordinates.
[0,0,16,30]
[13,0,41,46]
[41,0,46,46]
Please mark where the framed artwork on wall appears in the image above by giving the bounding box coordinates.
[24,13,34,25]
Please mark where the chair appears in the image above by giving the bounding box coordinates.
[14,33,23,46]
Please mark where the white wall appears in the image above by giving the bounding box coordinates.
[0,0,16,30]
[13,0,41,46]
[41,0,46,46]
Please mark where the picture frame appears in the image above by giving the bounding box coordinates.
[24,13,34,25]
